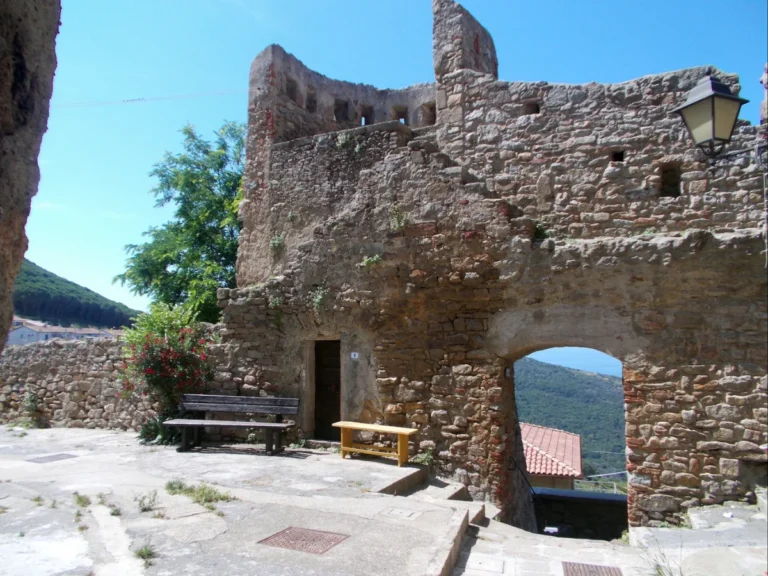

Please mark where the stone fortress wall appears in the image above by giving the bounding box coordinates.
[0,339,155,430]
[224,0,768,530]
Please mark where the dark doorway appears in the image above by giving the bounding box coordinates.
[314,340,341,441]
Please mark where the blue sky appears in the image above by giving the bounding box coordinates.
[528,348,622,377]
[26,0,766,375]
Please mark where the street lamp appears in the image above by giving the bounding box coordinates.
[672,75,749,159]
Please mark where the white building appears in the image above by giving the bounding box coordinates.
[5,323,114,347]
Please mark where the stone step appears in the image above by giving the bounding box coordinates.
[454,520,647,576]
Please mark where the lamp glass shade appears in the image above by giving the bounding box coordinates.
[673,76,749,158]
[713,97,741,142]
[680,98,713,146]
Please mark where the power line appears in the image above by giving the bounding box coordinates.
[51,88,260,109]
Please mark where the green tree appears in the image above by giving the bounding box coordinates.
[114,122,244,322]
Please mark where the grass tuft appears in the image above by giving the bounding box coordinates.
[135,490,158,513]
[164,480,236,507]
[73,492,91,508]
[135,544,157,567]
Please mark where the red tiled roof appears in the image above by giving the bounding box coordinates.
[521,423,583,479]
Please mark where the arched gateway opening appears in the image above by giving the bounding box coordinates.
[484,305,648,530]
[514,346,627,540]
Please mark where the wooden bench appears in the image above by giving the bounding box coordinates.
[332,421,419,467]
[163,394,299,454]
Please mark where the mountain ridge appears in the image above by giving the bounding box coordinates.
[12,259,140,329]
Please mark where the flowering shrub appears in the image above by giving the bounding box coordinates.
[120,304,214,418]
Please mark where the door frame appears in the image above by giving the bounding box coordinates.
[301,335,342,438]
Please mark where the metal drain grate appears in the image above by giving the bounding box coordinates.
[27,453,77,464]
[259,527,349,555]
[563,562,623,576]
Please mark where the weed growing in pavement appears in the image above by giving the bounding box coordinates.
[135,490,158,513]
[135,544,157,567]
[73,493,91,508]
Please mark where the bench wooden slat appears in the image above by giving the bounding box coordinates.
[344,446,401,459]
[163,419,292,429]
[181,403,299,414]
[181,394,298,407]
[333,421,418,467]
[332,421,419,435]
[350,442,397,454]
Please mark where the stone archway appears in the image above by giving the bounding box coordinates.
[478,304,643,527]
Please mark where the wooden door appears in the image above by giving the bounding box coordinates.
[314,340,341,441]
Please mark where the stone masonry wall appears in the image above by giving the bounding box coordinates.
[222,114,767,527]
[0,339,155,430]
[435,66,763,239]
[0,0,60,356]
[227,0,768,529]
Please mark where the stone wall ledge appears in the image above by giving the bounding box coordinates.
[271,120,413,151]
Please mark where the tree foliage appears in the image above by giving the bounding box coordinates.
[13,259,139,328]
[114,122,245,322]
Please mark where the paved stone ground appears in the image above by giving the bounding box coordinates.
[0,427,459,576]
[1,427,765,576]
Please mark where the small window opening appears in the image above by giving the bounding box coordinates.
[392,105,409,125]
[473,33,480,54]
[523,101,541,115]
[286,77,298,104]
[420,102,437,126]
[611,151,625,162]
[334,99,350,122]
[361,105,375,126]
[660,164,682,198]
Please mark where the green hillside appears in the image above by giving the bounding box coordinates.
[13,259,140,329]
[514,357,625,475]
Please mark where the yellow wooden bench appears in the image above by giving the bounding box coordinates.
[332,421,419,467]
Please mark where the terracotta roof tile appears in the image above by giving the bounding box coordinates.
[521,422,583,479]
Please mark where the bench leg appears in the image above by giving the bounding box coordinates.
[397,433,409,467]
[340,427,352,459]
[178,428,190,452]
[265,429,274,455]
[193,426,201,447]
[274,430,283,454]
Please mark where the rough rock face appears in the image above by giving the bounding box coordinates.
[0,0,60,356]
[0,339,155,430]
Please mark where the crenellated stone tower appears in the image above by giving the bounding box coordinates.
[220,0,767,530]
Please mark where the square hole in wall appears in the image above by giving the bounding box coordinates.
[418,102,436,126]
[334,99,350,122]
[286,77,298,104]
[660,163,681,198]
[306,88,317,113]
[392,105,409,125]
[361,105,375,126]
[523,101,541,115]
[611,151,625,162]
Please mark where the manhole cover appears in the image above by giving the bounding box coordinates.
[27,453,77,464]
[563,562,623,576]
[259,527,349,555]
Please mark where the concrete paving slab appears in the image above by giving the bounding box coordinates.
[0,427,466,576]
